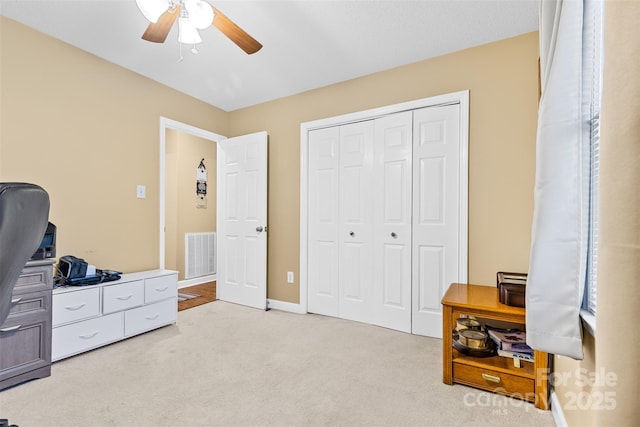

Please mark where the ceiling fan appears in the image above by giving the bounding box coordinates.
[135,0,263,55]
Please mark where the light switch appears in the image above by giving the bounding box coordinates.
[136,185,146,199]
[287,271,294,283]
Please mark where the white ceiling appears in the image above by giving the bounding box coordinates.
[1,0,539,112]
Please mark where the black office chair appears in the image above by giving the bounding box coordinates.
[0,183,50,327]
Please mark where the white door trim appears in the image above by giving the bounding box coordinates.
[300,91,469,315]
[158,116,226,286]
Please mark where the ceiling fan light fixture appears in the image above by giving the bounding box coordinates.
[135,0,169,24]
[178,16,202,45]
[138,0,262,56]
[185,0,215,29]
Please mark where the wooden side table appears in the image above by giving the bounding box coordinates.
[441,283,549,410]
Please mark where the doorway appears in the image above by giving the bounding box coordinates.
[159,117,225,288]
[159,119,269,310]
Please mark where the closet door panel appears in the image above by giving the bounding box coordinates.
[373,111,412,333]
[308,127,340,317]
[339,121,374,324]
[412,104,461,337]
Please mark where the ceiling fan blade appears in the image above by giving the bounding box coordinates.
[212,6,263,55]
[141,7,180,43]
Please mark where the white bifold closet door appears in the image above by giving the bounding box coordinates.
[338,121,375,324]
[412,104,461,337]
[308,111,412,332]
[307,126,340,317]
[307,104,460,337]
[372,112,413,332]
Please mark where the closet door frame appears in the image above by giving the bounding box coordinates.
[300,90,469,321]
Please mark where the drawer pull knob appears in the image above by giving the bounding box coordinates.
[155,287,169,292]
[481,373,501,383]
[0,325,22,333]
[116,295,133,301]
[145,313,160,320]
[79,331,99,339]
[66,303,87,311]
[11,297,22,304]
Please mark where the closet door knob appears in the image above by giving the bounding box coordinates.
[349,231,355,237]
[391,232,397,238]
[256,226,264,233]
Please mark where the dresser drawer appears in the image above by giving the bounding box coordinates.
[0,313,51,375]
[453,363,535,401]
[144,274,177,304]
[7,290,50,318]
[13,264,52,295]
[103,280,144,314]
[52,288,100,326]
[124,299,176,337]
[52,312,123,361]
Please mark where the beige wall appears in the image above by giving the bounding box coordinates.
[229,32,539,302]
[0,17,228,273]
[553,334,598,425]
[596,2,640,423]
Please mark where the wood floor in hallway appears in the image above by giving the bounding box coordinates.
[178,281,216,311]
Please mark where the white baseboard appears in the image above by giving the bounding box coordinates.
[550,390,567,427]
[178,274,216,289]
[267,299,306,314]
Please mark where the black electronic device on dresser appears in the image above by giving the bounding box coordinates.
[31,221,56,260]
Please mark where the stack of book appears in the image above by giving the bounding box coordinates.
[486,327,534,362]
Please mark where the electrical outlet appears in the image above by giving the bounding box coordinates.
[287,271,294,284]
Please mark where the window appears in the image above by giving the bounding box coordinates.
[582,0,604,333]
[585,113,599,315]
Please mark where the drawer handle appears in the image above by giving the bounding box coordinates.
[145,313,160,320]
[79,331,99,339]
[0,324,22,333]
[66,303,87,311]
[11,297,22,304]
[116,295,133,301]
[481,373,501,383]
[155,287,169,292]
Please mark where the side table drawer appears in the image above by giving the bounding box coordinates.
[52,312,124,361]
[53,288,100,326]
[103,280,144,314]
[453,363,535,401]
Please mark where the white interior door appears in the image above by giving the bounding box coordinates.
[373,111,413,333]
[217,131,268,310]
[412,104,461,337]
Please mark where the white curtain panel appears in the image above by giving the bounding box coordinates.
[527,0,593,360]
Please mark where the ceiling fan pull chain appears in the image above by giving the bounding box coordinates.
[178,42,184,62]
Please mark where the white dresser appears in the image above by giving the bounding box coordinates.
[52,269,178,361]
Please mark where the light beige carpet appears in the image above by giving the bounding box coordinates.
[0,302,555,426]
